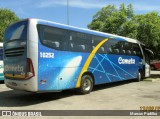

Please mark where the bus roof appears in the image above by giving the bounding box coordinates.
[29,18,143,45]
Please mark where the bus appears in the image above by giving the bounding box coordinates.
[3,18,152,94]
[0,42,4,81]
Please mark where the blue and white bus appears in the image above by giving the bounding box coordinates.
[4,19,152,94]
[0,42,4,81]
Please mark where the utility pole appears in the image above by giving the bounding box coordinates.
[67,0,70,25]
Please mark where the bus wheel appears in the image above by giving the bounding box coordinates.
[136,71,142,82]
[79,74,93,94]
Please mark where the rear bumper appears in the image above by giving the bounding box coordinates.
[5,78,37,92]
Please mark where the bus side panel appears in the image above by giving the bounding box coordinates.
[38,44,59,91]
[38,43,88,91]
[0,45,3,81]
[0,60,4,81]
[58,67,82,90]
[89,54,140,85]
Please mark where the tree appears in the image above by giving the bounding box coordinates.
[119,18,138,39]
[88,3,133,35]
[119,3,127,15]
[88,4,160,54]
[127,4,134,19]
[136,12,160,53]
[88,5,118,33]
[0,8,19,42]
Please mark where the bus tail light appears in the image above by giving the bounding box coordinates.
[26,58,35,79]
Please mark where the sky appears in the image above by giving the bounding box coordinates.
[0,0,160,28]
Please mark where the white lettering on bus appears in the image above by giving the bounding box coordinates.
[40,52,54,59]
[118,57,135,64]
[4,65,24,72]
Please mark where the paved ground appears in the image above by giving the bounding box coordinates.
[0,70,160,119]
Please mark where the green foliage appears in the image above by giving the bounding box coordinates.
[136,12,160,48]
[127,4,134,18]
[88,3,134,35]
[0,8,19,42]
[88,3,160,53]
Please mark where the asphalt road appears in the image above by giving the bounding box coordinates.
[0,70,160,119]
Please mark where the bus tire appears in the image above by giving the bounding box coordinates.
[136,71,142,82]
[79,74,93,94]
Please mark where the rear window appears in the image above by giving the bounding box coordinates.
[4,20,28,42]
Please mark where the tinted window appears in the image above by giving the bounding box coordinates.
[69,31,92,52]
[120,42,143,57]
[98,38,143,57]
[37,25,67,50]
[101,39,120,54]
[4,20,28,42]
[37,24,143,57]
[123,42,132,55]
[131,43,143,58]
[92,35,105,53]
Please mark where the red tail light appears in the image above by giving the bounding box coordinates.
[26,58,35,79]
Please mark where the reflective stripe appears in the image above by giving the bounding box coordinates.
[76,38,109,88]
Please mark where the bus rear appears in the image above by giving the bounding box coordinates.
[0,43,4,81]
[4,19,38,91]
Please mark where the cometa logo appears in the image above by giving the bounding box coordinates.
[118,57,135,64]
[4,65,24,72]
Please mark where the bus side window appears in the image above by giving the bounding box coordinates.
[52,41,60,48]
[105,43,113,54]
[106,39,121,55]
[98,46,105,54]
[126,50,131,55]
[68,32,76,51]
[109,48,113,53]
[92,46,95,50]
[69,31,92,52]
[122,49,126,54]
[77,45,86,52]
[133,51,136,55]
[105,39,114,54]
[123,42,132,55]
[92,35,105,53]
[37,25,67,51]
[117,41,125,55]
[132,43,143,58]
[92,36,104,46]
[114,49,120,54]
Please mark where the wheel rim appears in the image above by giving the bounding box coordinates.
[83,77,91,91]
